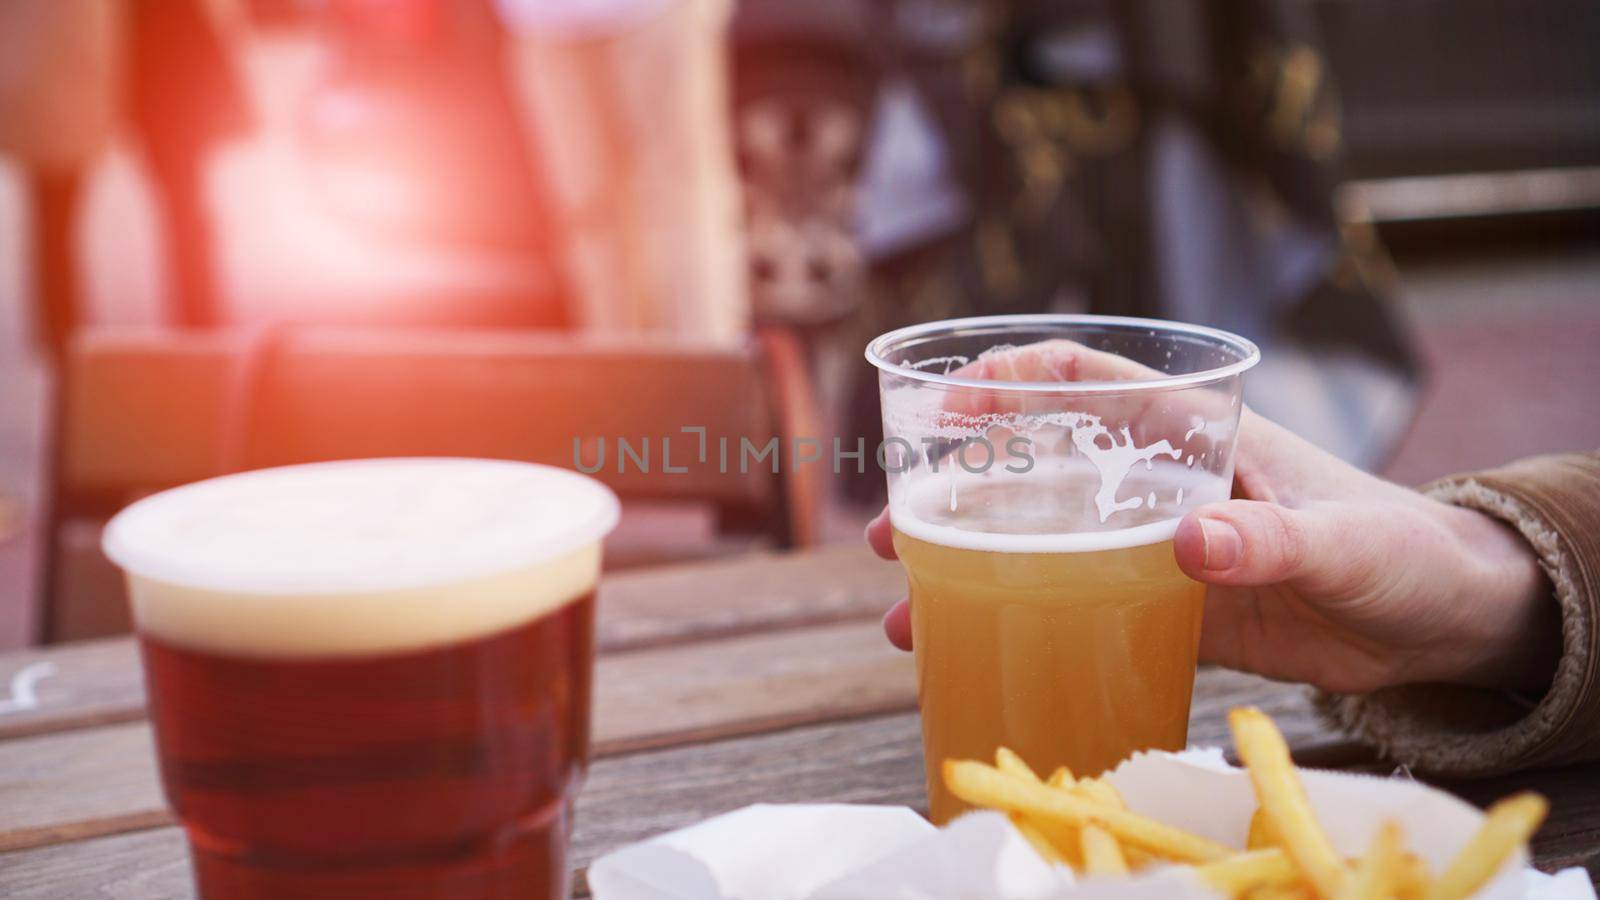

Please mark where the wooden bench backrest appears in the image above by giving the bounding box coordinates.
[40,326,823,643]
[60,328,796,508]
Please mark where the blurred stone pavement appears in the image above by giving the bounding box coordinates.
[1380,252,1600,486]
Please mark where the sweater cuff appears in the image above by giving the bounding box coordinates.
[1314,454,1600,777]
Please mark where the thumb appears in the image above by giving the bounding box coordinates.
[1174,500,1339,589]
[882,598,912,652]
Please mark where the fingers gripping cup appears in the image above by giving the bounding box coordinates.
[102,459,619,898]
[866,316,1259,823]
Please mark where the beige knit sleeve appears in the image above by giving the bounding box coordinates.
[1316,451,1600,777]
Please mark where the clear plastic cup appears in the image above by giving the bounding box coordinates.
[865,315,1259,822]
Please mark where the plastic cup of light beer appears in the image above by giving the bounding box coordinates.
[102,458,619,898]
[866,315,1259,823]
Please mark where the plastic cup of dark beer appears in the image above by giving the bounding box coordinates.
[102,458,619,898]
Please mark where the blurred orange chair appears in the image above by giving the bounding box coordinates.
[35,327,824,643]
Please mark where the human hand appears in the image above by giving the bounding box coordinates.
[867,342,1557,695]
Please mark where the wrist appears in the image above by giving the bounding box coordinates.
[1441,504,1558,692]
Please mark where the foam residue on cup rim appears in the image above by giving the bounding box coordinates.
[892,508,1182,554]
[888,459,1226,554]
[103,458,620,596]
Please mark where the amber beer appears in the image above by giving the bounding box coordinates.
[103,459,619,898]
[866,314,1258,824]
[891,471,1206,824]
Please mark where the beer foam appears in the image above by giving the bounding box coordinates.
[103,459,619,657]
[890,462,1224,554]
[893,508,1180,553]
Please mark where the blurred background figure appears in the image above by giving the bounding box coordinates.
[717,0,1598,494]
[124,0,257,335]
[1,0,1597,647]
[0,0,123,362]
[497,0,748,340]
[2,0,254,359]
[302,0,559,308]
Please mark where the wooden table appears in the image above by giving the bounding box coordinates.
[1,544,1596,896]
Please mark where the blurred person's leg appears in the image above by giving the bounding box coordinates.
[142,151,223,328]
[3,0,117,354]
[26,169,83,361]
[125,0,254,329]
[500,0,749,341]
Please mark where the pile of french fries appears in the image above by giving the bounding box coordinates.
[944,707,1547,899]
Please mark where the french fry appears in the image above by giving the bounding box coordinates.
[992,754,1150,874]
[1075,778,1158,869]
[1248,806,1281,850]
[994,748,1084,868]
[1423,793,1547,900]
[1013,816,1068,865]
[995,747,1038,781]
[1076,777,1124,809]
[1196,848,1301,896]
[1230,708,1349,898]
[1246,887,1315,900]
[1080,823,1130,876]
[1337,821,1404,900]
[1036,823,1086,869]
[1048,772,1158,871]
[1394,853,1433,900]
[945,710,1545,898]
[943,760,1234,863]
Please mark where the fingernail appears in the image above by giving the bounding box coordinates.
[1200,519,1243,571]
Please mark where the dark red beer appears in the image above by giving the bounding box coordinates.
[103,459,620,899]
[139,593,594,898]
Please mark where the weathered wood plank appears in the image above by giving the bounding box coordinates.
[1,711,1595,898]
[591,619,915,755]
[0,656,1339,856]
[0,638,145,740]
[573,714,931,878]
[0,544,903,740]
[0,828,190,899]
[596,543,902,652]
[0,725,165,854]
[1438,764,1600,883]
[0,619,918,853]
[0,713,926,899]
[1186,668,1376,768]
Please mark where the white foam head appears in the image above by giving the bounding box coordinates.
[892,508,1182,553]
[103,458,619,658]
[889,461,1226,553]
